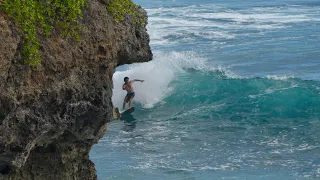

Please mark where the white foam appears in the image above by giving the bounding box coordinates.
[112,51,209,109]
[200,163,237,171]
[216,66,243,79]
[188,12,315,24]
[147,16,237,45]
[266,75,294,81]
[296,144,315,151]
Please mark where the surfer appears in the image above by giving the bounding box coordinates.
[122,77,144,110]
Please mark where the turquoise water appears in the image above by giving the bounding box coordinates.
[90,0,320,179]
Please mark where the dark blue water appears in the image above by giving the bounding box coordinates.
[90,0,320,179]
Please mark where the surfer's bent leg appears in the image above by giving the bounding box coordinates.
[129,98,133,108]
[123,95,128,110]
[122,101,126,110]
[128,92,135,108]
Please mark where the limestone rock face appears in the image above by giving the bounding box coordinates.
[0,0,152,179]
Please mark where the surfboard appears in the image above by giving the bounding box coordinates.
[121,107,135,115]
[113,107,135,120]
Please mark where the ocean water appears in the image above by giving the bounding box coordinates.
[90,0,320,179]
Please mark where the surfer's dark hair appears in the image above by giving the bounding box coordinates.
[124,77,129,82]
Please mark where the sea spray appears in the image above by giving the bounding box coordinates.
[112,51,209,108]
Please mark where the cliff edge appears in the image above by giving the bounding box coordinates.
[0,0,152,179]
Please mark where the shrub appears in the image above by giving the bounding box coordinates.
[1,0,86,67]
[107,0,144,24]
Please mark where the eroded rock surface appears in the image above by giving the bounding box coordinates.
[0,0,152,179]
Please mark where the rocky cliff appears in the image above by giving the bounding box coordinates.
[0,0,152,179]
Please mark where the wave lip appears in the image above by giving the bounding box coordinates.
[112,51,209,108]
[112,49,320,111]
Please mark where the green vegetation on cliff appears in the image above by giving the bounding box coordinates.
[1,0,144,67]
[1,0,86,67]
[107,0,144,24]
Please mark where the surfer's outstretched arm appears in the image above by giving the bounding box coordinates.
[131,79,144,83]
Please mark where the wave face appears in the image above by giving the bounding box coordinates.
[91,0,320,179]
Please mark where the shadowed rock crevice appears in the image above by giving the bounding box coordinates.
[0,0,152,179]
